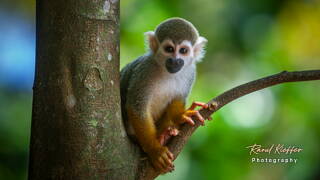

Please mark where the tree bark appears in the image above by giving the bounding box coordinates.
[29,0,140,179]
[28,0,320,180]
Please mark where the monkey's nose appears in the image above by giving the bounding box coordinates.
[166,58,184,73]
[176,58,184,66]
[167,58,184,66]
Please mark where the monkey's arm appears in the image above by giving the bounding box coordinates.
[156,100,185,135]
[157,100,210,145]
[126,105,174,173]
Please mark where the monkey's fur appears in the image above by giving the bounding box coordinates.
[155,18,199,45]
[120,18,207,173]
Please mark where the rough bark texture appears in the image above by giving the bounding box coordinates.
[139,70,320,179]
[29,0,140,179]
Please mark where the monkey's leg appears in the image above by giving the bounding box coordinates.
[127,107,174,173]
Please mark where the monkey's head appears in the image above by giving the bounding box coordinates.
[145,18,207,74]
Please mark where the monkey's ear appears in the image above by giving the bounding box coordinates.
[193,36,208,62]
[145,31,159,53]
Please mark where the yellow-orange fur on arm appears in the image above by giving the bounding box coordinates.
[156,99,186,136]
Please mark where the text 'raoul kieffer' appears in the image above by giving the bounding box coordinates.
[246,144,303,155]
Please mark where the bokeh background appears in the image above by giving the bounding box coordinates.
[0,0,320,179]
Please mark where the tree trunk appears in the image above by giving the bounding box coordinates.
[28,0,140,179]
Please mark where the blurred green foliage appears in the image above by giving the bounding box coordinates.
[121,0,320,179]
[0,91,31,179]
[0,0,320,179]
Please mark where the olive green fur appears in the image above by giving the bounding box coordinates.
[155,17,199,45]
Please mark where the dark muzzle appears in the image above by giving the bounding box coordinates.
[165,58,184,73]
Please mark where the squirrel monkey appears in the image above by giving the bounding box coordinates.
[120,18,209,173]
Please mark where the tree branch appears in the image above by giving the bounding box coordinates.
[138,70,320,180]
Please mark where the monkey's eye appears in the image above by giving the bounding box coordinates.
[179,48,188,54]
[165,46,174,53]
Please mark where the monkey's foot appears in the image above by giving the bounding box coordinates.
[150,146,174,173]
[159,127,179,145]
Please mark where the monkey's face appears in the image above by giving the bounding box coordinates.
[145,30,207,73]
[157,40,195,74]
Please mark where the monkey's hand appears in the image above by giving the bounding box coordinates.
[181,101,213,126]
[149,146,174,173]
